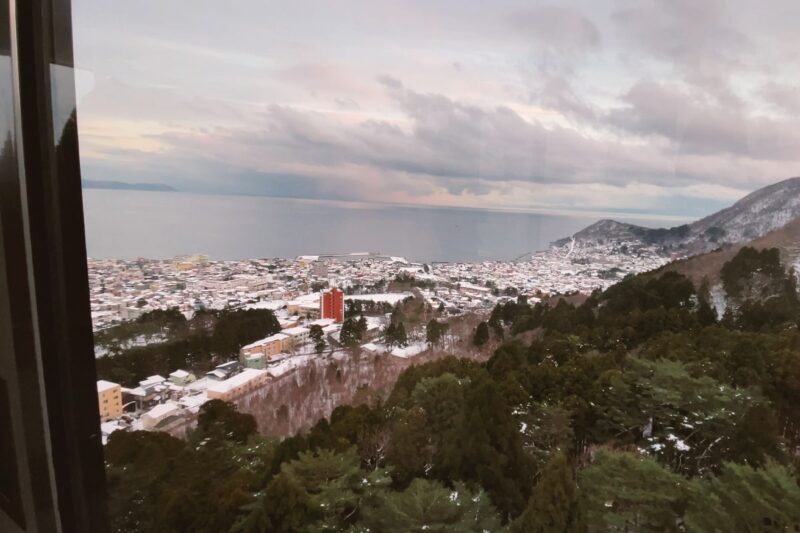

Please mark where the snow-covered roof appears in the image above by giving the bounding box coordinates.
[361,342,386,353]
[308,318,335,327]
[143,401,179,420]
[100,420,125,435]
[169,369,190,379]
[242,333,289,349]
[345,292,412,304]
[283,326,310,336]
[97,380,119,393]
[139,375,166,388]
[266,354,314,378]
[206,368,267,394]
[390,342,428,359]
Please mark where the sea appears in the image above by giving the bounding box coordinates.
[82,189,684,263]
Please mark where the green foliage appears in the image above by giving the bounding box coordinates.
[721,246,784,299]
[386,321,408,347]
[512,452,585,533]
[340,317,364,347]
[281,447,391,531]
[105,416,277,533]
[104,265,800,531]
[684,460,800,531]
[359,479,503,533]
[592,358,772,474]
[197,400,258,444]
[244,472,312,533]
[211,309,281,354]
[581,451,800,533]
[580,450,690,532]
[95,307,281,385]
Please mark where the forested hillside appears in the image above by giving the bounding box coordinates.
[105,247,800,532]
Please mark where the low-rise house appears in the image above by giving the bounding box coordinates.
[206,361,240,381]
[283,326,310,348]
[169,369,195,386]
[240,333,290,360]
[244,353,266,369]
[141,401,181,430]
[206,368,269,401]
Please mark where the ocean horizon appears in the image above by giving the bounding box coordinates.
[82,189,689,263]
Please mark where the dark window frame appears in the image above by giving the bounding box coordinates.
[1,0,109,531]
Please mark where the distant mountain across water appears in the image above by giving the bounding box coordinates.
[554,177,800,256]
[82,180,176,192]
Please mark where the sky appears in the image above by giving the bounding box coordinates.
[71,0,800,219]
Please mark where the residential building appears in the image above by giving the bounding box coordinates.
[240,332,291,360]
[169,369,194,386]
[141,401,181,430]
[283,326,311,348]
[206,368,270,401]
[97,380,123,421]
[321,287,344,323]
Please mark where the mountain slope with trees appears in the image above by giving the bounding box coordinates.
[104,247,800,532]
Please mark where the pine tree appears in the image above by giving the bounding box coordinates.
[260,472,312,533]
[309,324,326,354]
[685,460,800,531]
[426,319,447,347]
[340,318,362,347]
[360,478,502,533]
[385,323,396,346]
[512,452,585,533]
[579,450,690,531]
[473,321,490,347]
[395,322,408,347]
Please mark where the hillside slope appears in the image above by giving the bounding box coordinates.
[656,216,800,288]
[554,177,800,254]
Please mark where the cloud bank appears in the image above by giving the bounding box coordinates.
[73,0,800,218]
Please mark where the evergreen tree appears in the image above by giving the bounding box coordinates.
[512,452,585,533]
[357,315,368,337]
[309,324,326,354]
[580,450,690,532]
[685,460,800,531]
[391,304,405,325]
[473,321,490,347]
[395,322,408,347]
[282,447,391,530]
[360,478,503,533]
[259,472,312,533]
[384,322,396,346]
[447,374,532,518]
[386,322,408,347]
[426,319,448,347]
[340,318,362,347]
[197,399,257,444]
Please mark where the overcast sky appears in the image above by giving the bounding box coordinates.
[72,0,800,218]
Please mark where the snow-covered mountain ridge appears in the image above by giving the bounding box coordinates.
[554,177,800,255]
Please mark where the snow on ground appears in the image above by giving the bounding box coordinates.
[346,292,413,304]
[244,299,286,311]
[390,341,428,358]
[710,284,727,318]
[267,354,316,378]
[361,342,388,354]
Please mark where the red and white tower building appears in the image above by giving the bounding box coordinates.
[320,287,344,323]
